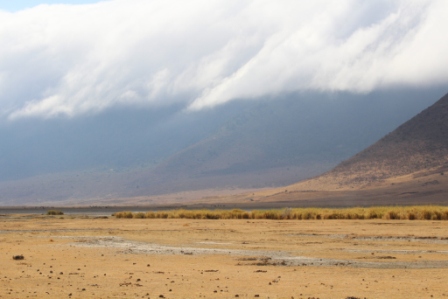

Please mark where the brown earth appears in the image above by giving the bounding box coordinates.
[148,165,448,208]
[1,214,448,298]
[320,92,448,187]
[236,164,448,207]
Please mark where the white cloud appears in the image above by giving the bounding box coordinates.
[0,0,447,119]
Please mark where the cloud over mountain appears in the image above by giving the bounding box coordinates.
[1,0,447,119]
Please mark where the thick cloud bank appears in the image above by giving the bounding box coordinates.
[1,0,447,119]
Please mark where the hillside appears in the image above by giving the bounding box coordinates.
[301,92,448,190]
[246,92,448,206]
[0,88,445,205]
[327,92,448,186]
[153,90,439,189]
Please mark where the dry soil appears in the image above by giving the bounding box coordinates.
[1,214,448,298]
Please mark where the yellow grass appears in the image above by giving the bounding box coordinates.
[113,205,448,220]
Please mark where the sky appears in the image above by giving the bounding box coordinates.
[0,0,447,120]
[0,0,101,12]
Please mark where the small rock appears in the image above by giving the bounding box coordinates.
[13,255,24,260]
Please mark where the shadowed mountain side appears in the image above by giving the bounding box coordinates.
[0,88,446,205]
[331,92,448,184]
[153,90,444,185]
[0,104,245,181]
[239,91,448,206]
[296,92,448,190]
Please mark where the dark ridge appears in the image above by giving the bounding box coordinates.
[328,92,448,185]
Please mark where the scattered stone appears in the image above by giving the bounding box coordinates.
[13,255,24,260]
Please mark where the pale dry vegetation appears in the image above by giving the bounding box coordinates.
[46,210,64,215]
[113,205,448,220]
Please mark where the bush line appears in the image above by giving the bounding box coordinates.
[112,206,448,220]
[47,210,64,215]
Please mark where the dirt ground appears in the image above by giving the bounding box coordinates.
[1,214,448,299]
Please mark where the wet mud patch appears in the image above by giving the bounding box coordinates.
[72,236,448,269]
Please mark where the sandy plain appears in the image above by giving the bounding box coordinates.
[1,214,448,299]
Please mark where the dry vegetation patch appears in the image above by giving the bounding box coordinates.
[113,206,448,220]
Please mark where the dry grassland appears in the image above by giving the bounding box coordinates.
[113,206,448,220]
[1,214,448,299]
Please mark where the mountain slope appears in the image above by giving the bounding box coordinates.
[238,92,448,206]
[153,90,442,188]
[323,92,448,187]
[0,88,445,205]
